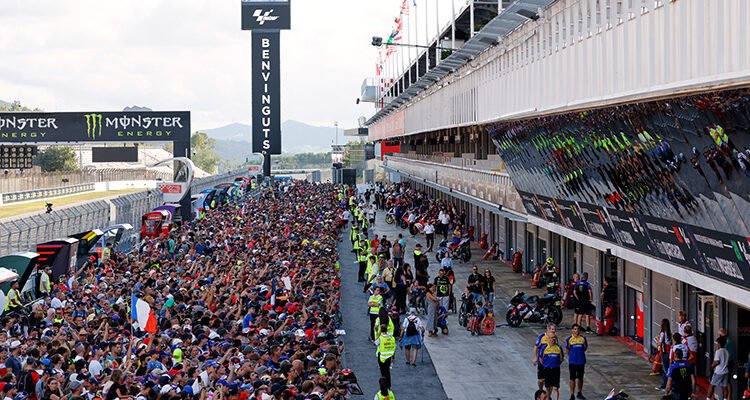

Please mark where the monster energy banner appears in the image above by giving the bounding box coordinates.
[0,111,190,143]
[251,31,282,155]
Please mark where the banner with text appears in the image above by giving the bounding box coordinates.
[0,112,190,143]
[251,31,282,155]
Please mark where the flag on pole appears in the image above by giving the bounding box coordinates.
[401,0,410,15]
[131,293,158,333]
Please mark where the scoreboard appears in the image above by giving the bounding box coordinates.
[0,145,38,169]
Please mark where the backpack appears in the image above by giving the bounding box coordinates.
[406,318,419,336]
[17,370,36,394]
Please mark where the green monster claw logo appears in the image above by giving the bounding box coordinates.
[84,113,103,139]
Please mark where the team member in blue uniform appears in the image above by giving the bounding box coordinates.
[565,324,588,400]
[534,324,557,390]
[540,336,564,400]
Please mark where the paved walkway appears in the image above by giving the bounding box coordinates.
[337,233,449,400]
[368,210,662,400]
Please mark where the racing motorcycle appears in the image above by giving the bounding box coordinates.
[385,207,397,225]
[505,291,563,327]
[435,238,472,263]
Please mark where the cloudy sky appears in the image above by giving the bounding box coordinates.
[0,0,461,131]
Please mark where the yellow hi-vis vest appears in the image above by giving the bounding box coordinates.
[40,271,51,293]
[377,333,396,362]
[373,317,395,338]
[376,391,396,400]
[5,289,21,310]
[368,294,382,314]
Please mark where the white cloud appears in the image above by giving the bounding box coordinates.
[0,0,462,131]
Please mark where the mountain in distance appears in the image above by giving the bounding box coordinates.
[123,105,153,112]
[201,120,340,156]
[0,99,11,108]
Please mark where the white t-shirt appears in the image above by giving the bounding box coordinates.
[713,347,729,375]
[438,212,450,225]
[88,359,103,378]
[677,320,691,336]
[50,297,64,309]
[401,315,424,333]
[423,223,435,234]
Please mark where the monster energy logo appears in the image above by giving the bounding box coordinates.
[85,114,103,140]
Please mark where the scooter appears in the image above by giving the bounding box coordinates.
[505,291,563,327]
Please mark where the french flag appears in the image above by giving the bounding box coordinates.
[131,293,158,333]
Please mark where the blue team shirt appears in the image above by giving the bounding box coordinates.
[541,344,564,368]
[536,333,552,358]
[565,335,588,365]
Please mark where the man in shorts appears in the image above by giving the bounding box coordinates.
[565,324,588,400]
[708,336,729,400]
[573,273,593,332]
[534,323,557,390]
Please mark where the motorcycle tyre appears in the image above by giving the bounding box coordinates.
[506,309,522,327]
[385,215,394,224]
[462,250,472,263]
[548,307,563,326]
[409,224,419,236]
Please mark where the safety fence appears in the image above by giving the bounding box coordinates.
[1,183,96,205]
[0,168,172,194]
[0,169,244,255]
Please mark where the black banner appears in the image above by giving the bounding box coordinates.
[535,194,565,226]
[684,224,750,287]
[555,199,588,234]
[0,112,190,143]
[241,1,291,31]
[251,31,282,155]
[577,202,618,243]
[607,208,652,254]
[92,146,139,162]
[639,215,700,271]
[517,190,543,218]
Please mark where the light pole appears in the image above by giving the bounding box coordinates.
[334,121,338,145]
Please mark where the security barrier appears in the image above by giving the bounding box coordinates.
[0,169,244,255]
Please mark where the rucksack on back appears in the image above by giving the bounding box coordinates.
[406,319,419,336]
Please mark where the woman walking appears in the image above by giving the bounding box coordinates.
[483,269,496,309]
[395,263,411,314]
[654,318,672,390]
[425,283,439,337]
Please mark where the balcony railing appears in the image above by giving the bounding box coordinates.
[384,155,524,213]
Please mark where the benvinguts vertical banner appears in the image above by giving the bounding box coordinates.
[242,0,290,157]
[251,31,281,155]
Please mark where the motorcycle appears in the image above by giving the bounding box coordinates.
[385,207,396,225]
[399,212,410,229]
[505,291,563,327]
[408,213,429,235]
[435,238,472,263]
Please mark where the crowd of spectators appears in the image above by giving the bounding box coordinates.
[0,182,354,400]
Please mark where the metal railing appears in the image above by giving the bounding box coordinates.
[384,155,525,213]
[0,168,172,194]
[0,169,244,255]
